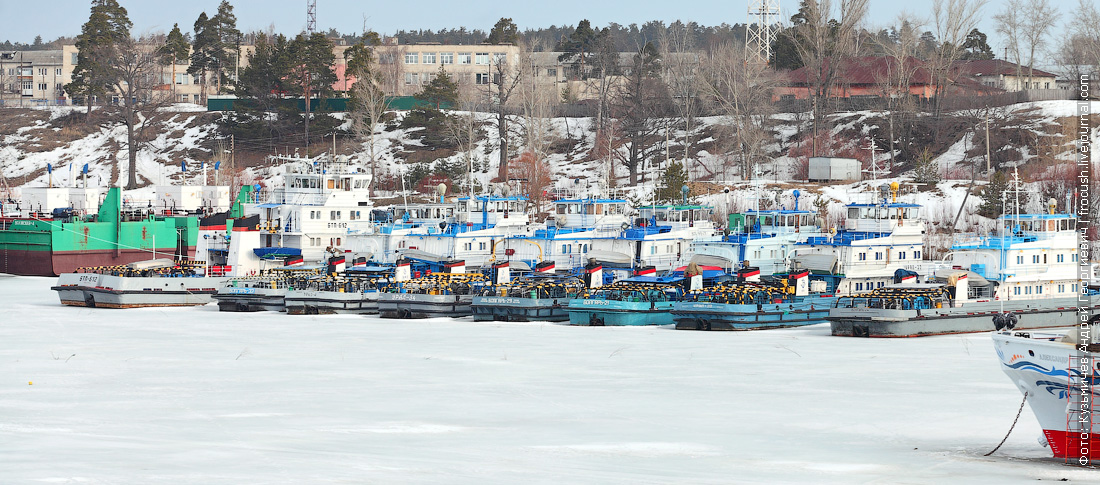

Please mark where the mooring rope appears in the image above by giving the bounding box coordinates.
[985,391,1028,456]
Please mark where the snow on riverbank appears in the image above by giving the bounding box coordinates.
[0,276,1090,483]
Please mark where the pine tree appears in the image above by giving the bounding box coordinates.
[66,0,132,122]
[960,28,995,60]
[979,170,1009,218]
[159,24,190,101]
[656,160,688,202]
[209,1,241,93]
[911,147,941,185]
[414,66,458,108]
[487,18,519,45]
[188,11,213,103]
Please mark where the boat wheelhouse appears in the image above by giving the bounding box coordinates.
[249,154,373,264]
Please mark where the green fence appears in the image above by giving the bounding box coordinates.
[207,96,448,112]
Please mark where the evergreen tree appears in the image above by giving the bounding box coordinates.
[66,0,132,121]
[209,1,241,91]
[414,66,458,108]
[188,11,214,102]
[487,17,519,45]
[960,28,995,60]
[656,160,688,202]
[158,23,190,100]
[32,35,43,47]
[911,148,941,185]
[979,170,1009,218]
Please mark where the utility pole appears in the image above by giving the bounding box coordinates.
[985,109,991,179]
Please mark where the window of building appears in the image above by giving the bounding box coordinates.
[404,72,418,85]
[422,52,436,64]
[915,250,921,259]
[856,283,863,291]
[193,94,200,102]
[1058,284,1065,293]
[493,52,506,64]
[1057,254,1064,263]
[38,83,47,91]
[55,68,62,75]
[475,73,490,85]
[71,53,78,64]
[440,52,453,64]
[875,252,882,260]
[378,53,395,64]
[899,252,906,260]
[404,52,418,64]
[458,53,471,64]
[475,53,489,65]
[858,253,866,261]
[1016,255,1024,264]
[38,68,47,76]
[478,242,487,250]
[546,68,557,77]
[22,80,32,91]
[1037,285,1042,294]
[1032,255,1040,263]
[1014,286,1021,295]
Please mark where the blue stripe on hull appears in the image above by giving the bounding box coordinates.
[566,299,676,326]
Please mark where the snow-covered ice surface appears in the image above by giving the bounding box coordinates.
[1,276,1093,484]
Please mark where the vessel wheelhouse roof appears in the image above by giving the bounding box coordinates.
[555,198,628,204]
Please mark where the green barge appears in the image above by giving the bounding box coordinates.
[0,188,198,276]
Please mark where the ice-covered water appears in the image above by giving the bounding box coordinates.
[0,276,1092,483]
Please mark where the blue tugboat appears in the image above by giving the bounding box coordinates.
[566,259,691,326]
[672,269,838,330]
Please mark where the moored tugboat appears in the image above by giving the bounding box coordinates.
[566,260,693,326]
[672,268,838,330]
[472,261,584,322]
[377,259,487,318]
[213,262,323,312]
[284,257,391,315]
[52,259,228,308]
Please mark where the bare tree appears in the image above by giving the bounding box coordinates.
[660,22,703,167]
[444,87,484,197]
[487,49,524,182]
[109,36,172,189]
[929,0,987,114]
[1054,0,1099,85]
[347,38,390,195]
[873,13,925,168]
[995,0,1058,90]
[610,42,670,185]
[700,42,780,180]
[788,0,869,156]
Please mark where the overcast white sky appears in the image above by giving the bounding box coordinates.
[0,0,1089,57]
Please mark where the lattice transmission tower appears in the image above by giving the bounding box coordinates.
[746,0,781,65]
[306,0,317,34]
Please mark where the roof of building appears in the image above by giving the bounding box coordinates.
[785,56,934,86]
[954,59,1056,78]
[1,49,63,64]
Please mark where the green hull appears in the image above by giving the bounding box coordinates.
[0,188,197,276]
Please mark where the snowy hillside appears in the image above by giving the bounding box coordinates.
[0,101,1095,231]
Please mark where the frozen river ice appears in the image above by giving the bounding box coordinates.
[0,275,1093,483]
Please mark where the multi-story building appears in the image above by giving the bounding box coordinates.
[0,48,74,107]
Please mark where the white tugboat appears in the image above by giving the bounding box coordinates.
[249,154,374,264]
